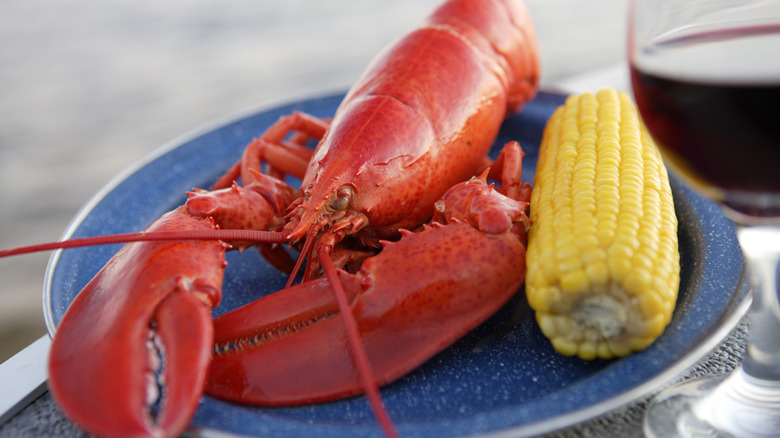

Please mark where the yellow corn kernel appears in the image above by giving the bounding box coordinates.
[526,89,680,360]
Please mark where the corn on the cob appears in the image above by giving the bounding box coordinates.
[525,89,679,360]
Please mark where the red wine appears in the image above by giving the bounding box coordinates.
[631,25,780,216]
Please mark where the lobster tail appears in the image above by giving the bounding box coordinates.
[426,0,540,112]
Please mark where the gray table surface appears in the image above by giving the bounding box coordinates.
[0,0,752,436]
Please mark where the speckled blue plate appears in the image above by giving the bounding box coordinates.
[44,90,749,438]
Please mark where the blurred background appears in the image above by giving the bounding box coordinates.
[0,0,627,363]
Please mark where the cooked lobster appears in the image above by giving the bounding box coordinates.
[0,0,539,436]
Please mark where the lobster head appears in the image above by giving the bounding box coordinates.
[284,182,361,241]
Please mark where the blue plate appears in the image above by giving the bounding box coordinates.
[44,90,749,437]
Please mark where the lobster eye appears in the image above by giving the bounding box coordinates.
[333,185,353,211]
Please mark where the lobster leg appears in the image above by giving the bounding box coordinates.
[487,140,533,201]
[212,111,329,190]
[207,111,332,274]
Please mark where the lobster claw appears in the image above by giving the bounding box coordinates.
[46,179,296,437]
[205,174,530,406]
[48,207,226,438]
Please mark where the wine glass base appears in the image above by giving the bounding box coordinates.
[644,370,780,438]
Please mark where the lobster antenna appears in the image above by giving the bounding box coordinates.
[317,245,399,438]
[284,225,318,289]
[0,230,287,258]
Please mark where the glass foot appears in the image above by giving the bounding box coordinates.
[644,369,780,437]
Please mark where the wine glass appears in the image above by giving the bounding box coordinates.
[629,0,780,436]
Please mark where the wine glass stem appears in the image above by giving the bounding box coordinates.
[737,226,780,382]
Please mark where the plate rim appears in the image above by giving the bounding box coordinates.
[41,88,751,437]
[481,296,750,438]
